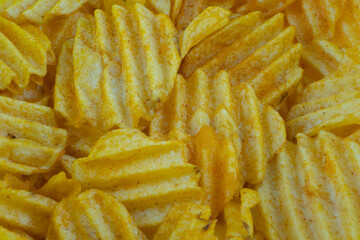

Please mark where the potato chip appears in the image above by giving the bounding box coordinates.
[286,74,360,139]
[151,73,285,184]
[236,0,296,17]
[0,187,57,238]
[71,129,203,233]
[38,172,81,202]
[47,189,147,240]
[0,82,50,105]
[0,0,93,23]
[0,96,67,175]
[193,125,238,218]
[54,3,180,131]
[153,202,217,240]
[180,11,302,107]
[285,0,360,48]
[224,189,259,240]
[179,6,230,58]
[146,0,182,22]
[0,16,54,90]
[104,0,145,13]
[0,225,34,240]
[254,131,360,239]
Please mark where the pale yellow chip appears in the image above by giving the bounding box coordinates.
[38,171,81,202]
[286,74,360,139]
[224,189,259,240]
[104,0,145,13]
[0,0,89,23]
[179,6,230,58]
[180,11,303,107]
[54,3,180,131]
[254,131,360,239]
[192,125,238,218]
[151,72,285,185]
[285,0,360,48]
[0,187,57,238]
[153,202,217,240]
[47,189,147,240]
[71,128,203,233]
[0,16,53,89]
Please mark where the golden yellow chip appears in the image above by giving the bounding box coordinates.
[285,0,360,48]
[180,11,302,107]
[0,96,67,175]
[71,128,203,234]
[38,172,81,202]
[179,6,230,58]
[47,189,147,240]
[54,3,180,131]
[153,202,217,240]
[224,189,259,240]
[0,16,54,90]
[0,187,57,238]
[151,73,285,184]
[286,74,360,139]
[193,125,238,218]
[236,0,296,16]
[254,131,360,239]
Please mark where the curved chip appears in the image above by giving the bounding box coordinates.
[0,16,53,90]
[71,129,203,234]
[153,203,217,240]
[151,72,285,185]
[47,189,146,240]
[54,3,180,131]
[254,131,360,239]
[180,11,303,107]
[285,0,360,48]
[286,74,360,139]
[236,0,296,17]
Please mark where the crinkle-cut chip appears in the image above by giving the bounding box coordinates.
[233,83,285,184]
[145,0,182,22]
[65,124,103,158]
[153,203,217,240]
[179,6,230,58]
[47,189,147,240]
[180,12,303,107]
[254,131,360,239]
[0,188,57,238]
[0,82,50,105]
[236,0,296,17]
[285,0,360,48]
[0,225,34,240]
[38,172,81,202]
[54,4,180,131]
[151,73,285,185]
[104,0,145,13]
[286,74,360,139]
[0,17,53,90]
[71,129,203,233]
[0,0,90,23]
[193,126,238,218]
[0,96,67,175]
[0,137,62,175]
[224,189,259,240]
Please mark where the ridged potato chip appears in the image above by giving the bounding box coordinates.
[224,189,259,240]
[285,0,360,47]
[153,202,217,240]
[254,131,360,239]
[0,185,57,238]
[180,11,302,107]
[0,16,54,90]
[286,74,360,139]
[151,73,286,184]
[54,3,180,131]
[0,96,67,175]
[71,129,203,234]
[0,0,99,23]
[47,189,146,240]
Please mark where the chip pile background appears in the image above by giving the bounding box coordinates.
[0,0,359,239]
